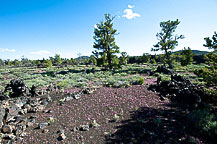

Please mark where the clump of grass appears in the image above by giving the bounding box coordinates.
[113,114,120,122]
[49,117,55,124]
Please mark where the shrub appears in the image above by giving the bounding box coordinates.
[180,47,194,66]
[43,60,52,68]
[188,108,217,137]
[130,76,145,85]
[137,76,145,85]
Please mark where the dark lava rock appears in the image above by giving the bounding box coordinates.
[29,85,39,97]
[82,87,94,94]
[0,94,9,101]
[3,134,16,140]
[4,79,29,98]
[57,129,66,141]
[149,74,206,105]
[2,125,13,133]
[79,125,90,131]
[154,65,173,75]
[71,127,79,132]
[73,94,81,100]
[7,105,20,123]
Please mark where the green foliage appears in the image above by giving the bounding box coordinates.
[57,80,70,88]
[90,55,97,65]
[188,108,217,137]
[50,54,62,65]
[119,52,128,65]
[43,60,53,68]
[152,19,184,68]
[204,31,217,51]
[142,53,150,63]
[180,47,194,66]
[105,75,145,88]
[13,59,21,66]
[150,58,157,64]
[112,56,120,69]
[195,32,217,87]
[49,117,55,124]
[132,76,145,85]
[93,13,120,69]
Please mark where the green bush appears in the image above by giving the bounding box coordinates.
[136,76,145,85]
[188,108,217,137]
[43,60,53,68]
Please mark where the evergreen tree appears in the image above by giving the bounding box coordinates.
[54,54,62,65]
[43,60,53,68]
[196,32,217,86]
[93,13,120,69]
[142,53,150,63]
[90,55,97,65]
[152,19,184,68]
[180,47,194,66]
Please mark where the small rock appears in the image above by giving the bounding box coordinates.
[65,96,73,101]
[104,132,111,138]
[57,130,66,141]
[36,105,44,112]
[3,134,16,140]
[89,120,100,128]
[15,137,23,143]
[29,118,36,123]
[73,94,81,100]
[29,115,37,119]
[26,121,34,127]
[6,140,15,144]
[42,129,49,133]
[57,129,64,134]
[19,109,27,115]
[59,102,64,106]
[0,108,5,127]
[2,125,13,134]
[79,125,89,131]
[71,127,79,132]
[15,125,24,136]
[38,122,49,129]
[47,109,53,113]
[0,94,9,100]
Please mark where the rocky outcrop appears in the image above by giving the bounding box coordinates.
[4,79,29,98]
[0,96,49,143]
[149,74,207,105]
[154,65,173,75]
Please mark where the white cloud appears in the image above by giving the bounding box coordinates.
[122,8,141,19]
[0,48,16,53]
[128,5,135,9]
[30,50,51,55]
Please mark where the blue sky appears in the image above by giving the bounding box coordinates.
[0,0,216,60]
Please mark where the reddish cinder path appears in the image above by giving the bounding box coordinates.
[21,85,168,144]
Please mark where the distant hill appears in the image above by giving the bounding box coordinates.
[174,50,209,55]
[75,56,90,60]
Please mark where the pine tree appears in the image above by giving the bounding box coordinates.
[180,47,194,66]
[93,13,120,69]
[152,19,184,68]
[196,32,217,86]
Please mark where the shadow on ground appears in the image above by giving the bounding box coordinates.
[105,105,213,144]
